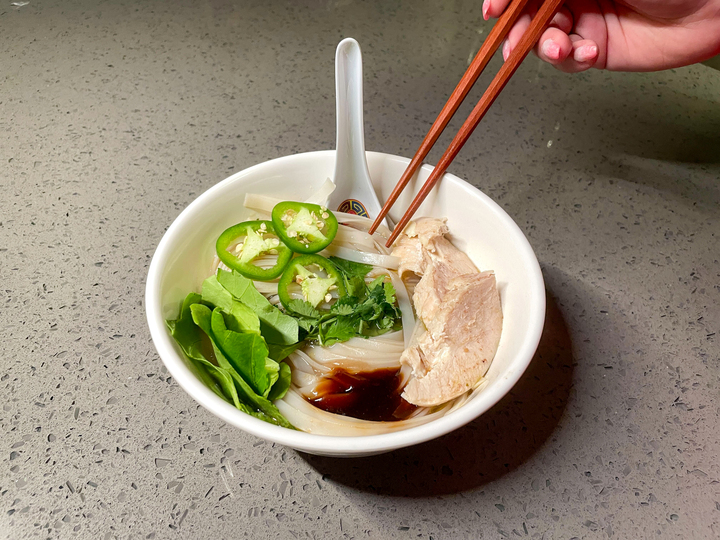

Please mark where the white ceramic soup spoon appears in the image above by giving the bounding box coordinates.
[328,38,388,227]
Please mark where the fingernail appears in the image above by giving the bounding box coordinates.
[575,44,598,62]
[482,0,489,20]
[502,41,510,61]
[541,40,561,61]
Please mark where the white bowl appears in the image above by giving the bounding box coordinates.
[145,151,545,457]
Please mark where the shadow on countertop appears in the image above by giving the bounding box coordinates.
[300,289,574,496]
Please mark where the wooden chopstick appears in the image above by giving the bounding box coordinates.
[384,0,564,247]
[368,0,530,235]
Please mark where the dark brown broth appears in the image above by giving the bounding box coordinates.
[306,368,417,422]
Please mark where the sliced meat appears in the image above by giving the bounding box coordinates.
[401,271,502,406]
[392,234,426,277]
[393,218,475,279]
[391,219,503,407]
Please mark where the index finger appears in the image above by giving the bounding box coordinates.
[483,0,514,19]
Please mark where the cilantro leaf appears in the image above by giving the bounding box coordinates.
[331,303,355,316]
[383,281,397,305]
[330,257,372,298]
[319,315,360,346]
[287,299,321,319]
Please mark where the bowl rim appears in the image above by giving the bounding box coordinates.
[145,150,546,455]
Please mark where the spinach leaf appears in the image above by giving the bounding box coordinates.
[217,269,299,345]
[166,293,205,361]
[209,308,273,397]
[264,357,280,395]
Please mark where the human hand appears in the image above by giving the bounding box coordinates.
[483,0,720,72]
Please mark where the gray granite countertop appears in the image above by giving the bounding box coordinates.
[2,0,719,538]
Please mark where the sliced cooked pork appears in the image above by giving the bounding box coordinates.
[392,218,503,406]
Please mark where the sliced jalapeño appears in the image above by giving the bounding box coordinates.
[278,254,346,312]
[271,201,338,254]
[215,220,292,281]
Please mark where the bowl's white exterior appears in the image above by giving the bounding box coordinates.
[145,151,545,457]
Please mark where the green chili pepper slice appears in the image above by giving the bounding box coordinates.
[216,220,292,281]
[278,254,347,312]
[271,201,339,254]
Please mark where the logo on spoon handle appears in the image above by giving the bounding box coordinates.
[337,199,369,218]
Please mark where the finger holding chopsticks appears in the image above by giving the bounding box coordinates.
[377,0,565,246]
[488,0,600,72]
[367,0,532,235]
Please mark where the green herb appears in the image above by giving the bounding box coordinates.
[282,276,402,347]
[328,256,373,278]
[287,299,321,319]
[329,256,373,298]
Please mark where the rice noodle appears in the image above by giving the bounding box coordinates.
[304,178,336,205]
[389,271,415,349]
[322,245,400,269]
[244,193,281,214]
[244,180,336,213]
[301,331,404,372]
[252,281,279,295]
[335,225,377,251]
[275,385,466,436]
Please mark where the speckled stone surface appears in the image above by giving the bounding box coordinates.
[1,0,719,538]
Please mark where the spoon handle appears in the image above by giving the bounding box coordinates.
[330,38,385,224]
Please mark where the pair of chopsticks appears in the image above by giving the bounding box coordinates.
[371,0,564,246]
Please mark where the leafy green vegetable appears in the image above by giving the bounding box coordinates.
[165,262,400,428]
[217,269,299,345]
[165,293,206,362]
[165,293,237,405]
[201,275,260,334]
[265,357,280,392]
[267,362,292,401]
[268,342,304,362]
[189,304,293,428]
[209,308,274,397]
